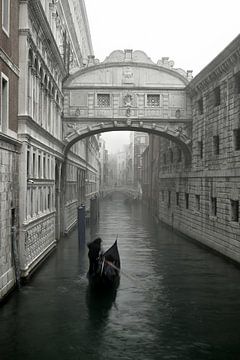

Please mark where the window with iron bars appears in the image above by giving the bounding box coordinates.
[147,94,160,107]
[97,94,110,107]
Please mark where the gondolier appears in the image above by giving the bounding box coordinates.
[87,237,103,275]
[87,237,121,289]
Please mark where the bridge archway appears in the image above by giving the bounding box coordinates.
[63,126,191,164]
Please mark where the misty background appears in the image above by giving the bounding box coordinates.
[84,0,240,153]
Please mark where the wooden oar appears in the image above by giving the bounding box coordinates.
[105,260,139,284]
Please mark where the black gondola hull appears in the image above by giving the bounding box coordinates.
[87,240,120,290]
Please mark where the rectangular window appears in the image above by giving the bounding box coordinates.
[185,193,189,209]
[43,156,46,178]
[147,94,160,107]
[2,0,10,35]
[169,149,173,163]
[97,94,110,107]
[0,73,9,131]
[211,197,217,217]
[195,194,200,212]
[176,192,179,206]
[198,98,203,114]
[233,129,240,151]
[161,190,164,202]
[197,140,203,159]
[32,153,36,178]
[47,188,51,210]
[168,191,171,208]
[163,153,167,164]
[38,154,41,178]
[231,200,239,222]
[177,148,182,163]
[213,135,220,155]
[234,72,240,94]
[213,86,221,107]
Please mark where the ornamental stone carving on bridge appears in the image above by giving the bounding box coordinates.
[122,67,134,84]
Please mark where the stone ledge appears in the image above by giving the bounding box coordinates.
[20,240,57,278]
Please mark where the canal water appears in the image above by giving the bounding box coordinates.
[1,194,240,360]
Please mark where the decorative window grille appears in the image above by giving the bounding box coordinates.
[147,94,160,107]
[97,94,110,107]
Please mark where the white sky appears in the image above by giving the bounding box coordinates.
[84,0,240,153]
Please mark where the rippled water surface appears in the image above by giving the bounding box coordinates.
[1,194,240,359]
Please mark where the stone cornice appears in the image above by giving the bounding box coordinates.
[64,85,187,91]
[18,115,65,156]
[0,132,22,148]
[29,0,67,76]
[0,48,19,76]
[78,0,94,55]
[187,34,240,95]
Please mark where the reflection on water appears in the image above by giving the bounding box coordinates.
[86,285,117,327]
[1,193,240,359]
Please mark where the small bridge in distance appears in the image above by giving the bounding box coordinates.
[100,185,141,201]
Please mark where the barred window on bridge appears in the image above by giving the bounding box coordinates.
[97,94,110,107]
[147,94,160,107]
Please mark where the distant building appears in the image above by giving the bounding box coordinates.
[99,137,109,187]
[108,154,118,187]
[116,149,127,185]
[132,132,149,186]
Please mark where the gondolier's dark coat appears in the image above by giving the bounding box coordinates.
[87,238,102,275]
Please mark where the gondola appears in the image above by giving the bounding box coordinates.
[87,239,120,290]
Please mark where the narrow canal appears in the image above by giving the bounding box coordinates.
[1,194,240,360]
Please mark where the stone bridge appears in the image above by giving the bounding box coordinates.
[100,186,141,200]
[63,50,193,162]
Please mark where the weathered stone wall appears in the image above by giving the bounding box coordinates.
[157,174,240,263]
[146,36,240,264]
[0,140,19,300]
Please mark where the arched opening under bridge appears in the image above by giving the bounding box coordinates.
[60,49,194,233]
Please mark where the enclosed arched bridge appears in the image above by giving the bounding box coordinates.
[63,49,193,161]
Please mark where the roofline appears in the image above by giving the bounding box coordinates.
[187,33,240,90]
[80,0,94,56]
[64,61,189,87]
